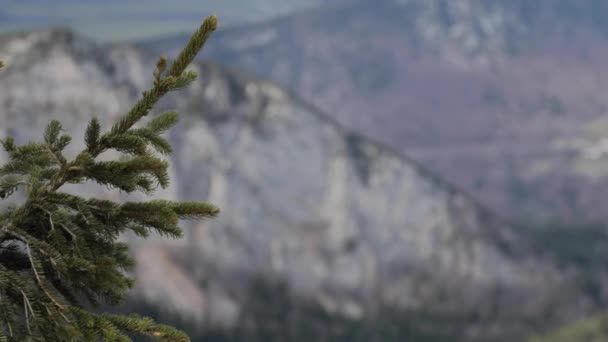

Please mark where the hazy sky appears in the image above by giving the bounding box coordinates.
[0,0,321,42]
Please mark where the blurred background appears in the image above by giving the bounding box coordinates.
[3,0,608,341]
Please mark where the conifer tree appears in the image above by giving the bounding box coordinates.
[0,15,219,341]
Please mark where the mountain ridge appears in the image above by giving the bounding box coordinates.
[0,26,603,341]
[136,0,608,223]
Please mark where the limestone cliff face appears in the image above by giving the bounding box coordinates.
[0,29,593,338]
[139,0,608,223]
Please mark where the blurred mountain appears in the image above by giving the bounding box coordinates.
[137,0,608,224]
[0,0,329,42]
[1,27,606,340]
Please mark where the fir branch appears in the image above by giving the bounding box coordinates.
[170,201,220,219]
[129,127,174,155]
[21,290,34,334]
[0,14,220,341]
[0,137,15,154]
[143,110,179,135]
[104,76,177,139]
[83,156,170,192]
[153,55,168,88]
[101,134,149,156]
[24,245,66,311]
[104,312,190,342]
[43,121,62,146]
[84,117,101,153]
[54,134,72,152]
[0,175,29,200]
[168,14,218,77]
[171,70,198,91]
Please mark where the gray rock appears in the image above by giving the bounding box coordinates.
[0,28,594,338]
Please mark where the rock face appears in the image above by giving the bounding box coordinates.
[139,0,608,223]
[0,28,599,340]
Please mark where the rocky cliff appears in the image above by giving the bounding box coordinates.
[138,0,608,223]
[0,28,600,340]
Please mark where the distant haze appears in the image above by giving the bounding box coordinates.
[0,0,323,42]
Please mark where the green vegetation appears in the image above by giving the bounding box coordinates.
[511,222,608,341]
[124,275,570,342]
[529,313,608,342]
[126,278,472,342]
[0,15,219,341]
[517,222,608,270]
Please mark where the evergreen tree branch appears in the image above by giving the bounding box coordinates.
[0,14,220,341]
[168,15,218,77]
